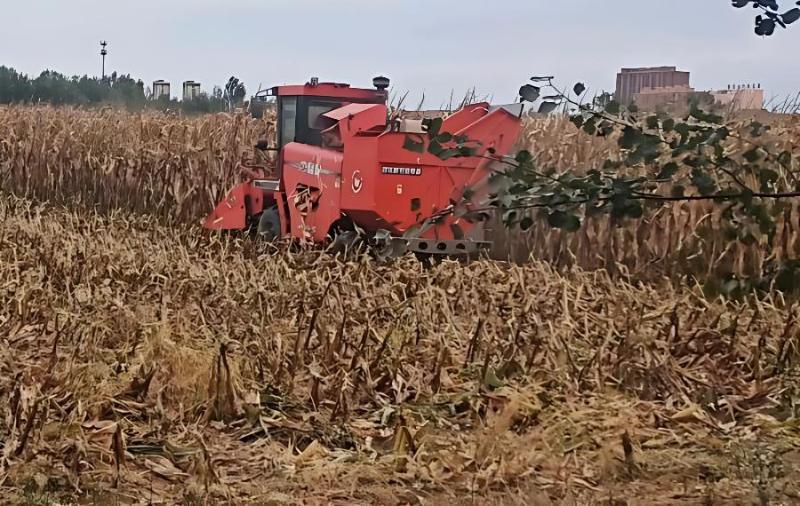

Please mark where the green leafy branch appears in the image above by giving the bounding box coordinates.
[732,0,800,35]
[402,75,798,256]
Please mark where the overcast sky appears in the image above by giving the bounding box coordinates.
[4,0,799,107]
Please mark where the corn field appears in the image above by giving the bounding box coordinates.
[2,106,799,280]
[2,106,800,504]
[2,196,799,504]
[0,105,274,225]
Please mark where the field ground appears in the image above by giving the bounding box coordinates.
[2,195,800,505]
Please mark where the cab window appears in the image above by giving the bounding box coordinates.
[278,97,297,148]
[308,102,341,129]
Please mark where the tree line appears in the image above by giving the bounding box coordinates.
[0,66,245,114]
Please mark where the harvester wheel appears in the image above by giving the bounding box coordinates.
[257,206,281,241]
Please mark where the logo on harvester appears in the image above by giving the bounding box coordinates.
[292,161,323,176]
[352,170,363,193]
[382,166,421,176]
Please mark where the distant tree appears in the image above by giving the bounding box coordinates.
[224,76,246,111]
[0,66,32,103]
[0,65,230,114]
[180,92,227,115]
[593,91,614,111]
[31,70,83,105]
[732,0,800,35]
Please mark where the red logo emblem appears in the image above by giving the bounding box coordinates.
[352,171,363,193]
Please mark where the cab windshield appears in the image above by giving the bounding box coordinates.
[278,97,344,148]
[277,94,384,149]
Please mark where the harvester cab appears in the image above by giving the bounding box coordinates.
[203,76,523,257]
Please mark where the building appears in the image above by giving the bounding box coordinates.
[182,81,201,101]
[632,85,696,111]
[615,66,691,105]
[711,84,764,111]
[153,80,171,100]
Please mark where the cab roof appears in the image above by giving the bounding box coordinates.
[267,81,386,101]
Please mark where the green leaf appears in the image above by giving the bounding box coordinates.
[538,101,559,114]
[624,202,643,219]
[582,117,597,135]
[743,148,761,163]
[605,101,621,115]
[689,106,722,124]
[547,211,581,232]
[458,146,477,157]
[427,139,443,156]
[519,84,540,103]
[436,132,453,143]
[503,210,518,224]
[782,8,800,24]
[424,117,443,137]
[758,168,780,191]
[620,126,642,150]
[598,120,615,137]
[573,83,586,96]
[662,118,675,132]
[706,127,729,145]
[402,136,425,153]
[691,169,718,196]
[657,162,679,179]
[778,150,792,168]
[438,149,461,160]
[515,150,533,164]
[674,122,690,142]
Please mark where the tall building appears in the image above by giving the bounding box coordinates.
[153,80,171,100]
[183,81,201,101]
[615,66,691,105]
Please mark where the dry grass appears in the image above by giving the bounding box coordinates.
[2,195,800,504]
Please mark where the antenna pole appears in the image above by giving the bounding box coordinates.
[100,41,108,80]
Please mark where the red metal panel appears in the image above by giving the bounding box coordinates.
[440,102,490,133]
[281,143,345,242]
[203,181,268,230]
[329,104,388,135]
[339,104,522,238]
[272,83,385,102]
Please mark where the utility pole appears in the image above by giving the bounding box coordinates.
[100,41,108,80]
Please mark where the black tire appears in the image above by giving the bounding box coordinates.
[257,206,281,241]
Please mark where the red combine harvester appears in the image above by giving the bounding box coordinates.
[203,77,523,257]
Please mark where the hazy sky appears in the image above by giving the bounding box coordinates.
[4,1,799,107]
